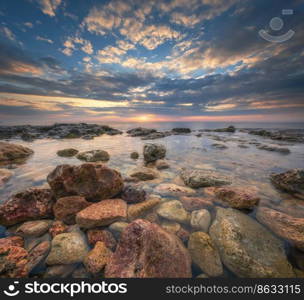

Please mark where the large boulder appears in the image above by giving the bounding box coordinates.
[143,143,166,163]
[76,150,110,162]
[256,207,304,251]
[209,207,295,278]
[0,188,55,226]
[47,163,124,201]
[76,199,127,229]
[0,142,33,163]
[105,219,192,278]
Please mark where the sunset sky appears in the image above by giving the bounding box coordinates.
[0,0,303,125]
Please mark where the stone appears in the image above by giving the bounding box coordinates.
[0,188,55,226]
[180,196,214,211]
[76,150,110,162]
[130,152,139,159]
[76,199,127,229]
[155,160,170,170]
[256,207,304,251]
[105,219,192,278]
[176,227,190,243]
[180,169,231,188]
[129,167,158,181]
[46,231,89,265]
[121,185,146,204]
[87,229,117,250]
[127,127,157,137]
[188,232,223,277]
[53,196,91,225]
[127,197,161,221]
[0,142,33,163]
[155,183,196,196]
[47,163,124,201]
[209,207,295,278]
[72,267,90,278]
[171,128,191,134]
[212,143,228,150]
[143,143,166,163]
[257,145,290,154]
[16,220,52,237]
[156,200,190,224]
[0,236,24,248]
[0,168,13,186]
[27,241,51,272]
[43,264,78,278]
[190,209,211,232]
[49,220,68,238]
[108,222,129,239]
[160,220,181,234]
[84,242,112,275]
[57,148,78,157]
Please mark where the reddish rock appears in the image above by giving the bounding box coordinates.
[27,241,51,272]
[0,142,33,163]
[121,185,146,204]
[176,227,190,243]
[76,199,127,229]
[53,196,91,224]
[257,207,304,251]
[105,219,192,278]
[49,220,68,238]
[0,236,24,248]
[180,196,214,211]
[87,229,117,250]
[0,246,29,278]
[0,188,55,226]
[47,163,124,201]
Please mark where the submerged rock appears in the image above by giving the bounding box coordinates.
[143,143,166,163]
[16,220,52,237]
[180,196,214,211]
[155,160,170,170]
[155,183,196,196]
[27,241,50,273]
[130,151,139,159]
[108,222,129,239]
[209,207,294,278]
[105,219,192,278]
[0,236,24,248]
[212,143,228,150]
[190,209,211,232]
[87,229,117,250]
[0,142,33,163]
[76,150,110,162]
[121,185,146,204]
[0,188,55,226]
[129,167,158,181]
[47,163,124,201]
[257,144,290,154]
[57,148,78,157]
[127,197,161,221]
[43,264,77,278]
[49,220,68,238]
[156,200,190,224]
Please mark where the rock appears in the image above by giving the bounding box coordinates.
[155,160,170,170]
[87,229,117,250]
[160,220,181,234]
[121,186,146,204]
[84,242,112,275]
[213,126,236,133]
[0,168,13,186]
[49,220,68,238]
[128,197,161,221]
[72,267,90,278]
[212,143,228,150]
[46,231,89,265]
[141,132,168,140]
[156,200,190,224]
[82,135,94,140]
[27,241,50,272]
[209,207,295,278]
[270,169,304,197]
[0,188,55,226]
[180,196,214,211]
[190,209,211,232]
[257,145,290,154]
[129,167,158,181]
[130,152,139,159]
[171,128,191,134]
[213,186,260,209]
[143,143,166,163]
[196,273,209,278]
[188,232,223,277]
[180,169,231,188]
[0,246,29,278]
[155,183,196,196]
[127,127,156,137]
[43,264,78,278]
[105,219,192,278]
[47,163,124,201]
[53,196,91,225]
[256,207,304,251]
[0,142,33,163]
[176,227,190,243]
[0,236,24,248]
[76,150,110,162]
[108,222,129,239]
[16,220,52,237]
[57,148,78,157]
[76,199,127,229]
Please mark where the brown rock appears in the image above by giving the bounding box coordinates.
[0,236,24,248]
[87,229,117,250]
[16,220,52,237]
[121,185,146,204]
[129,167,158,181]
[47,163,124,201]
[180,196,214,211]
[0,188,55,226]
[105,219,192,278]
[0,142,33,163]
[49,220,68,238]
[27,241,51,272]
[127,197,161,221]
[76,199,127,229]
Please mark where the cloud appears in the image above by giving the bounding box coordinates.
[36,0,62,17]
[0,26,16,41]
[36,36,54,44]
[62,36,94,56]
[24,22,34,28]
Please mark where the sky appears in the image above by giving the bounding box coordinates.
[0,0,303,125]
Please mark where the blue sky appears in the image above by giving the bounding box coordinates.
[0,0,303,124]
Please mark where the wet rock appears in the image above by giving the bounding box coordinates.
[171,128,191,134]
[76,150,110,162]
[84,242,112,275]
[82,135,94,140]
[87,229,117,250]
[212,143,228,150]
[155,160,170,170]
[76,199,127,229]
[143,143,166,163]
[129,167,158,181]
[270,169,304,197]
[0,142,33,163]
[141,132,168,140]
[213,186,260,209]
[108,222,129,239]
[72,266,90,278]
[213,126,236,133]
[53,196,91,225]
[248,129,304,143]
[209,207,295,278]
[0,188,55,226]
[0,168,13,186]
[181,169,231,188]
[155,183,196,196]
[127,127,156,137]
[47,163,124,201]
[0,246,28,278]
[49,220,68,238]
[57,148,78,157]
[156,200,190,224]
[27,241,50,272]
[190,209,211,232]
[46,231,89,265]
[121,185,146,204]
[256,207,304,251]
[105,219,192,278]
[160,220,181,234]
[180,196,214,211]
[257,145,290,154]
[176,227,190,243]
[43,264,77,278]
[188,232,223,277]
[16,220,52,237]
[130,151,139,159]
[0,236,24,248]
[128,197,161,221]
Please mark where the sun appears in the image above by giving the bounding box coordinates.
[135,115,153,122]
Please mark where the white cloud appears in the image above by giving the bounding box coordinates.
[36,0,62,17]
[0,26,16,41]
[62,36,94,56]
[36,36,54,44]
